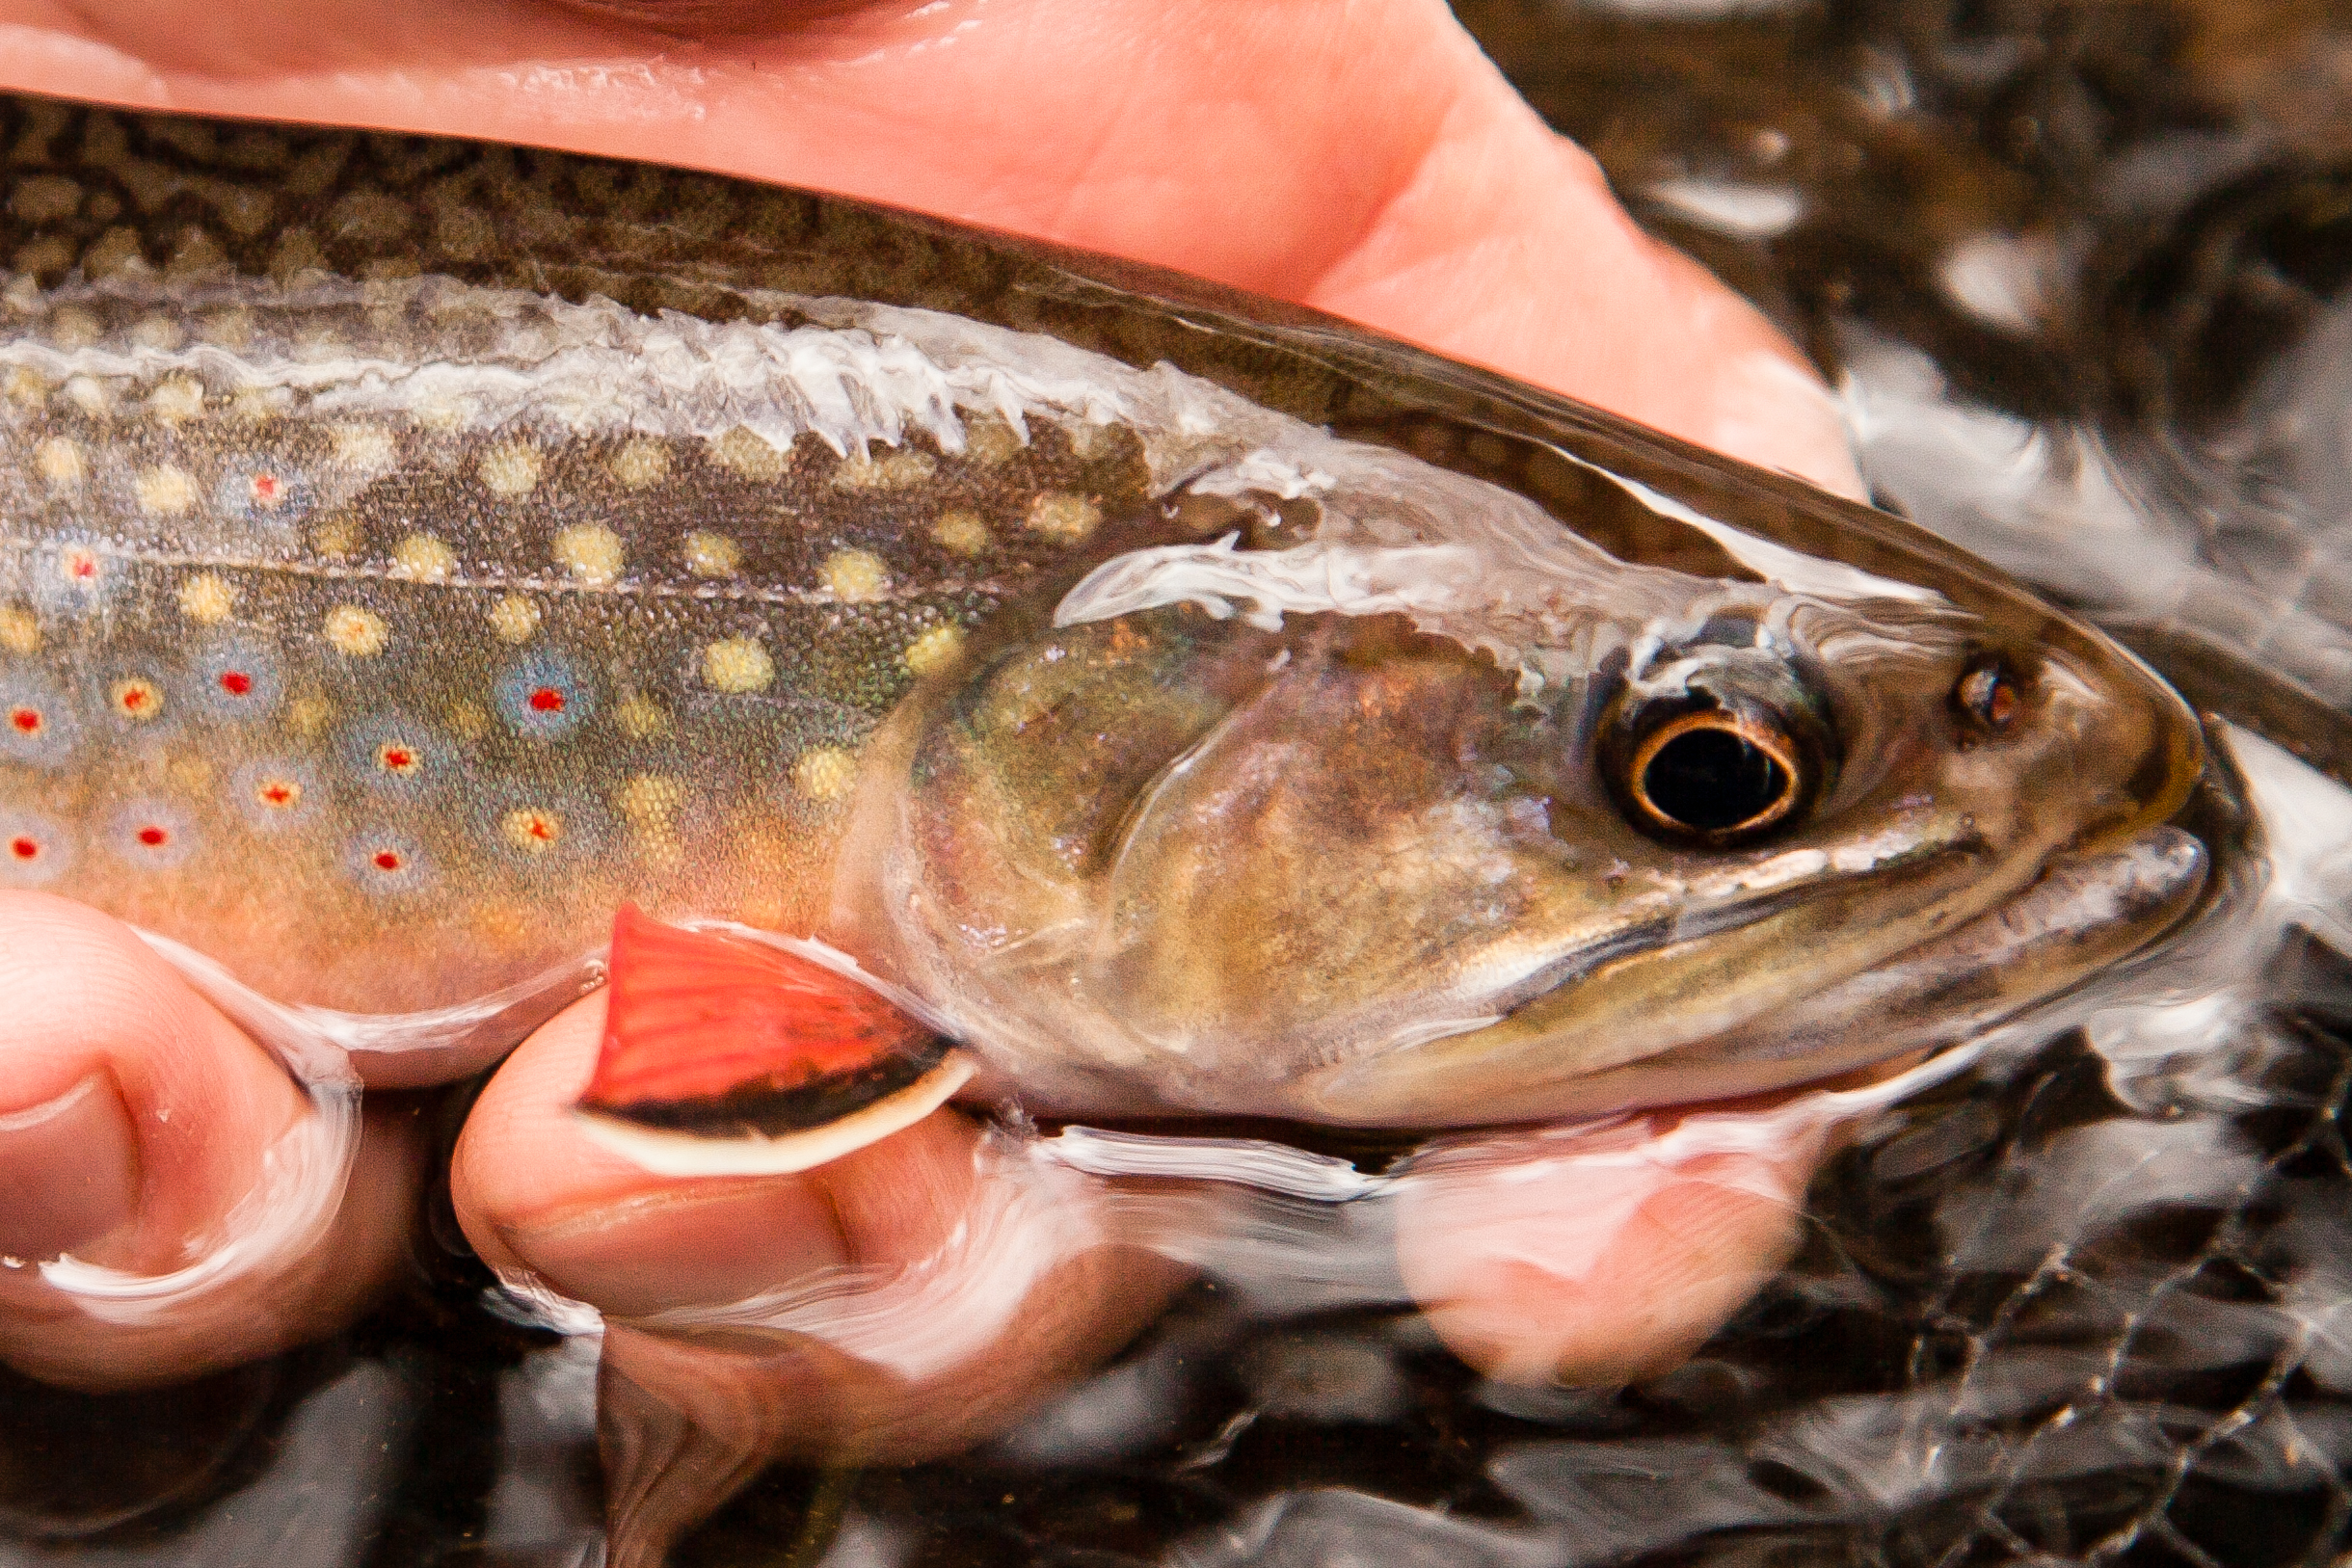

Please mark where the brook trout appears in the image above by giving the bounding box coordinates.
[0,95,2208,1168]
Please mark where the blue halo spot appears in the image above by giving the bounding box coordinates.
[346,830,429,893]
[213,465,315,526]
[0,809,75,888]
[106,799,198,870]
[495,652,596,738]
[197,638,285,718]
[0,671,77,768]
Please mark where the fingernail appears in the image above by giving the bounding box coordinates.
[509,1181,851,1316]
[0,1073,141,1262]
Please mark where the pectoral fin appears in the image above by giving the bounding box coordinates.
[574,906,972,1177]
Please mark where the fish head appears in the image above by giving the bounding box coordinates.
[834,442,2208,1127]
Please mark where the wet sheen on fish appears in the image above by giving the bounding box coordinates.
[0,94,2210,1156]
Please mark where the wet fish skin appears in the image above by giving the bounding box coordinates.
[0,94,2208,1123]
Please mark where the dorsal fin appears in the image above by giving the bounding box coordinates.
[575,907,972,1177]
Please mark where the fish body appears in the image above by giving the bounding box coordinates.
[0,96,2210,1133]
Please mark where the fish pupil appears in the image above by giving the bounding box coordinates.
[1641,728,1790,835]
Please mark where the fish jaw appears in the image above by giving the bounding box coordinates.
[1290,822,2210,1126]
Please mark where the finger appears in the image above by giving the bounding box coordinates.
[1393,1109,1827,1387]
[452,991,1184,1461]
[0,0,1857,492]
[0,891,423,1391]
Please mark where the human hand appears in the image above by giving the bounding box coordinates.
[0,0,1844,1465]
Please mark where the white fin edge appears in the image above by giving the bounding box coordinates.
[574,1052,977,1178]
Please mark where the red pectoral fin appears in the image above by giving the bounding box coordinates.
[575,906,971,1177]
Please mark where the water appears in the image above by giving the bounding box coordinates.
[6,2,2352,1562]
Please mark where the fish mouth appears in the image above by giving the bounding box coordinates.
[1297,823,2209,1127]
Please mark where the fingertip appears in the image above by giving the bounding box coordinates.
[1395,1129,1817,1388]
[453,989,987,1315]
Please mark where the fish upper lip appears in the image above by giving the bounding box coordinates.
[1485,822,1993,1023]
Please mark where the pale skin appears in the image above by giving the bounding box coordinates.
[0,0,1849,1433]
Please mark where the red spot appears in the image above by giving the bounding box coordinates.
[257,782,296,807]
[135,825,169,848]
[528,816,554,840]
[67,555,96,579]
[120,688,147,710]
[378,744,417,773]
[250,473,281,504]
[9,837,36,861]
[527,686,565,713]
[373,849,403,872]
[219,670,254,697]
[8,706,39,735]
[581,906,940,1114]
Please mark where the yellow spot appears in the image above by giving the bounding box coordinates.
[963,414,1023,465]
[129,316,185,354]
[500,806,566,855]
[609,438,669,489]
[231,385,288,422]
[660,534,738,585]
[902,623,965,677]
[389,533,457,583]
[613,693,671,739]
[470,900,535,945]
[146,375,203,422]
[831,446,936,491]
[324,603,388,657]
[551,523,625,586]
[33,437,82,490]
[108,676,164,722]
[48,306,100,349]
[791,747,858,804]
[61,375,109,417]
[6,365,48,408]
[617,774,684,826]
[135,465,200,517]
[932,510,992,557]
[447,699,491,740]
[820,548,890,603]
[177,573,236,624]
[410,396,467,432]
[710,425,788,481]
[703,636,774,694]
[286,695,335,736]
[479,441,543,497]
[1066,420,1118,459]
[488,595,541,644]
[311,515,362,559]
[331,423,396,474]
[1026,492,1102,544]
[0,607,37,655]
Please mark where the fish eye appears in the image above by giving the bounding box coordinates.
[1622,708,1805,841]
[1598,657,1833,848]
[1954,655,2021,732]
